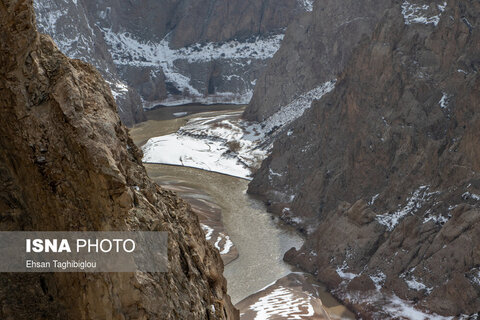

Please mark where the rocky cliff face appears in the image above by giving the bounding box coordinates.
[248,0,480,317]
[33,0,146,126]
[34,0,309,124]
[243,0,395,122]
[0,1,237,318]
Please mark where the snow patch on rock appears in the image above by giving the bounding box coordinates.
[376,185,439,231]
[200,223,214,241]
[439,92,450,109]
[142,112,269,179]
[298,0,314,12]
[369,272,386,290]
[403,275,433,294]
[101,28,284,105]
[423,213,450,224]
[214,233,233,255]
[336,262,360,281]
[462,191,480,201]
[249,286,315,320]
[262,80,336,134]
[401,1,446,26]
[383,295,452,320]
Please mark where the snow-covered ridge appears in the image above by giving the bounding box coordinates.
[34,0,291,110]
[102,28,284,68]
[101,27,284,100]
[262,80,336,134]
[401,1,447,26]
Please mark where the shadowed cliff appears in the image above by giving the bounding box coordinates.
[0,0,238,318]
[248,0,480,317]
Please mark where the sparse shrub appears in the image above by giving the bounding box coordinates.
[211,121,233,130]
[227,140,241,153]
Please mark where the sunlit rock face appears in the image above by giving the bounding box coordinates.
[0,1,238,318]
[248,0,480,317]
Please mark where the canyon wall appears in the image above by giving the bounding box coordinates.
[0,0,237,318]
[243,0,395,122]
[248,0,480,317]
[33,0,145,126]
[34,0,310,125]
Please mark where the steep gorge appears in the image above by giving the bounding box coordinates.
[34,0,310,125]
[248,0,480,317]
[0,0,237,318]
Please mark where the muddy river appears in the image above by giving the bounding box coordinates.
[130,104,355,319]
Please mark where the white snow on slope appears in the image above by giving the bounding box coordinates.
[261,80,336,135]
[249,287,315,320]
[34,0,96,58]
[101,28,284,100]
[298,0,314,12]
[403,275,433,293]
[105,80,130,105]
[423,213,450,224]
[439,92,450,109]
[376,185,439,231]
[462,191,480,201]
[336,261,360,281]
[142,111,269,179]
[200,224,214,241]
[344,287,453,319]
[34,1,134,105]
[142,129,252,179]
[369,272,386,290]
[383,295,453,320]
[401,1,446,26]
[214,233,234,255]
[143,81,335,179]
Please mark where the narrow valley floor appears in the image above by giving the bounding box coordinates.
[130,105,355,319]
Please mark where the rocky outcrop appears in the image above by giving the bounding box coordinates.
[34,0,309,121]
[243,0,395,122]
[0,0,237,318]
[33,0,145,126]
[248,0,480,317]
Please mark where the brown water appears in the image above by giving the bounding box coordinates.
[130,104,243,147]
[131,105,355,318]
[144,164,303,304]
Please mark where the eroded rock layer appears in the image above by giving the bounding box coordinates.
[249,0,480,317]
[0,1,237,319]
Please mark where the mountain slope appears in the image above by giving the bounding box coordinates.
[248,0,480,317]
[33,0,146,126]
[0,0,237,318]
[34,0,310,123]
[243,0,395,122]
